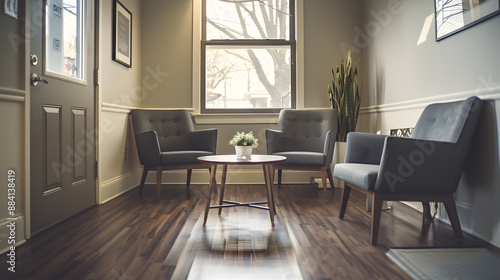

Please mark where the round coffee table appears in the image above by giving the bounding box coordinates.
[198,154,286,225]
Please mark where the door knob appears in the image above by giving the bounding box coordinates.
[31,73,49,86]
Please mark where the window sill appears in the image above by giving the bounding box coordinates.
[192,113,279,125]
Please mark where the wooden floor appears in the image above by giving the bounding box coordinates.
[1,183,497,280]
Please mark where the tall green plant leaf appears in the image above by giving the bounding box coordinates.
[328,47,361,142]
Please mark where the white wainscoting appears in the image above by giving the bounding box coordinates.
[0,92,27,250]
[100,169,142,204]
[98,105,141,203]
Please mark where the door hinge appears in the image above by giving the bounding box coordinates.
[94,69,100,85]
[95,161,99,177]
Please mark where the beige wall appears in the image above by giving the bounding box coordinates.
[140,0,363,109]
[360,0,500,107]
[304,0,363,108]
[140,0,193,108]
[358,0,500,247]
[0,1,27,253]
[135,0,362,184]
[98,0,142,203]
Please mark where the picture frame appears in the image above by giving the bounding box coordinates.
[112,0,132,68]
[435,0,500,41]
[4,0,18,19]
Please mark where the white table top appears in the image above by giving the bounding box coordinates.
[197,154,286,165]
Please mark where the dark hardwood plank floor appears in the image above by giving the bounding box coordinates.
[1,184,497,279]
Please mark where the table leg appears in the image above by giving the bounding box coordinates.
[203,164,217,225]
[263,164,275,225]
[268,164,276,214]
[218,164,228,215]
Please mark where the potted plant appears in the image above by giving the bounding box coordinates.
[327,47,361,142]
[328,47,361,188]
[229,131,259,158]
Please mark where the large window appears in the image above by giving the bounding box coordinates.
[202,0,296,113]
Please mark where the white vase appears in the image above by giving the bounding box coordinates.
[330,141,347,188]
[235,146,252,159]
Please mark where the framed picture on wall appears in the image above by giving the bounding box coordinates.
[435,0,500,41]
[112,0,132,68]
[4,0,18,19]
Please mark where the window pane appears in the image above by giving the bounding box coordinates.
[206,0,290,40]
[46,0,84,80]
[205,45,291,109]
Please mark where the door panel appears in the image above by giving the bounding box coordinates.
[30,0,96,234]
[43,105,62,194]
[71,107,87,185]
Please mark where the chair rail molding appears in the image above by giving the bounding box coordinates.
[101,102,194,114]
[0,87,26,102]
[360,86,500,114]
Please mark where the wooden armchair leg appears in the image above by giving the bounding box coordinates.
[422,202,433,222]
[326,166,335,189]
[156,166,162,201]
[321,166,328,201]
[186,169,192,188]
[339,184,351,219]
[139,169,148,194]
[443,195,464,242]
[371,194,384,245]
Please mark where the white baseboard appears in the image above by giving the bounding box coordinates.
[440,201,500,249]
[100,170,142,204]
[0,215,26,255]
[143,168,320,185]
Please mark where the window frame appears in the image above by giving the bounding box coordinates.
[201,0,296,114]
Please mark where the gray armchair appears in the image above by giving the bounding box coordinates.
[333,96,483,244]
[131,109,217,200]
[266,109,337,200]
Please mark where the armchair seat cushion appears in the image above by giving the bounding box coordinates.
[334,163,379,191]
[272,151,326,166]
[161,151,214,165]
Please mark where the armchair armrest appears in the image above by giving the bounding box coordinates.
[323,130,336,165]
[265,129,289,154]
[135,131,162,165]
[180,128,218,153]
[375,137,459,194]
[344,132,388,164]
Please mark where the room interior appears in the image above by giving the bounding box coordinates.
[1,0,500,279]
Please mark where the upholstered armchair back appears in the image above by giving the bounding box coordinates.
[131,110,195,152]
[276,109,337,153]
[407,96,483,193]
[411,96,482,144]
